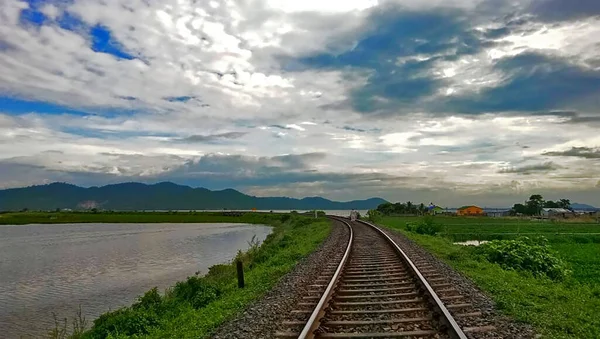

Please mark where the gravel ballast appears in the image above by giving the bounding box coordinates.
[371,221,537,339]
[210,219,350,339]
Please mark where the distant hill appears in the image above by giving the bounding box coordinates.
[0,182,388,211]
[571,203,599,211]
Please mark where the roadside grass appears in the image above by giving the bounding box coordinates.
[65,214,331,339]
[379,216,600,339]
[0,211,285,225]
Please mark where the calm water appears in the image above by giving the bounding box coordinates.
[0,223,271,338]
[185,210,368,217]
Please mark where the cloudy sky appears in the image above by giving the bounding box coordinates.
[1,0,599,206]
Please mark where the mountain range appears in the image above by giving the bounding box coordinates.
[0,182,388,211]
[570,203,599,211]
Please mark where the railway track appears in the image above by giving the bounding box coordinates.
[276,217,493,339]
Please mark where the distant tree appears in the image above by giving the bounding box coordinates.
[544,200,559,208]
[406,201,414,214]
[511,203,527,215]
[377,201,429,216]
[376,202,395,215]
[558,199,571,210]
[526,194,545,215]
[393,202,405,214]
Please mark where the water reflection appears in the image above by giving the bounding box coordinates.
[0,223,271,338]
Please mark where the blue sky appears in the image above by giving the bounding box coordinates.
[0,0,599,206]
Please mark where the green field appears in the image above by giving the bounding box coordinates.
[552,243,600,284]
[378,216,600,339]
[381,216,600,242]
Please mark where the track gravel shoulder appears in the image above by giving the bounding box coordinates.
[376,224,537,339]
[210,220,349,339]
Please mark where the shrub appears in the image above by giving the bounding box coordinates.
[408,216,442,235]
[205,264,232,281]
[134,287,162,310]
[366,209,382,222]
[172,276,220,309]
[89,308,159,338]
[478,237,570,280]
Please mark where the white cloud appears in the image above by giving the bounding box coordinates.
[285,124,306,131]
[265,0,379,13]
[431,16,600,97]
[40,4,60,20]
[1,0,600,206]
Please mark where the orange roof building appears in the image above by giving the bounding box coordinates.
[457,205,484,216]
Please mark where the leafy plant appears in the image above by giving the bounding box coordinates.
[134,288,162,310]
[478,236,570,280]
[172,277,221,309]
[366,209,382,222]
[407,216,441,235]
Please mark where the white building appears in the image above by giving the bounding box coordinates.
[541,208,572,219]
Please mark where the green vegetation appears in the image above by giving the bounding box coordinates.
[375,201,428,215]
[366,209,383,222]
[55,213,330,338]
[0,211,286,225]
[374,194,582,218]
[378,216,600,338]
[552,243,600,284]
[380,215,600,242]
[406,215,442,235]
[511,194,572,216]
[477,237,570,280]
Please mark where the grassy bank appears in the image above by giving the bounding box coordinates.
[378,216,600,339]
[56,213,330,339]
[0,211,286,225]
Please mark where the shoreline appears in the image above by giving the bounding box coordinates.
[1,221,273,338]
[0,211,291,225]
[39,213,331,338]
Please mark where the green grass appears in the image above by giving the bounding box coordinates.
[378,216,600,339]
[61,214,331,339]
[0,211,284,225]
[380,216,600,242]
[552,243,600,284]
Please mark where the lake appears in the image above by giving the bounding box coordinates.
[152,210,367,217]
[0,223,272,338]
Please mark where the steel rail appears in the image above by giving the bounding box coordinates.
[356,219,468,339]
[298,217,354,339]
